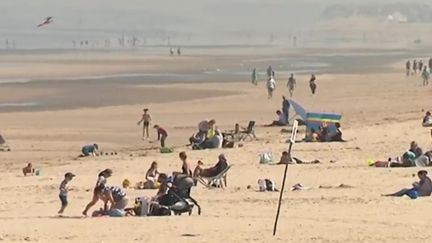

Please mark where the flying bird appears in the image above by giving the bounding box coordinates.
[37,17,53,27]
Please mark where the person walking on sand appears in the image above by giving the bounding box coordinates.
[58,172,75,215]
[419,60,424,73]
[266,76,276,99]
[287,73,296,97]
[422,67,430,86]
[137,108,151,139]
[406,60,411,77]
[309,74,317,95]
[154,125,168,148]
[82,169,112,216]
[429,57,432,71]
[266,65,273,78]
[413,60,418,75]
[251,68,258,86]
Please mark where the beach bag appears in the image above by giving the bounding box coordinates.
[259,152,273,164]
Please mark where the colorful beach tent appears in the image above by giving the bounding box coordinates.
[288,99,342,132]
[0,134,6,145]
[306,112,342,133]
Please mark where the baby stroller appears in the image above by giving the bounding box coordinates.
[149,175,201,216]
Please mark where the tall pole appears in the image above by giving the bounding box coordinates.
[273,141,293,236]
[273,119,298,236]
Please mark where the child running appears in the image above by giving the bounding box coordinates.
[58,172,76,215]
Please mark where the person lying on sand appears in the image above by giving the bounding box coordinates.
[383,170,432,198]
[277,151,320,165]
[22,163,35,176]
[265,110,288,127]
[390,141,424,167]
[82,168,112,216]
[193,154,229,178]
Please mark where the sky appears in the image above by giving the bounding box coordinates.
[0,0,425,48]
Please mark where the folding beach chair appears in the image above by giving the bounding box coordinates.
[197,165,232,189]
[240,121,256,141]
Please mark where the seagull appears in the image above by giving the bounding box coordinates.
[37,17,53,27]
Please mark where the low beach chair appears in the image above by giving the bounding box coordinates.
[240,121,256,141]
[197,165,232,189]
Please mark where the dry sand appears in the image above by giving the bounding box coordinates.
[1,50,432,243]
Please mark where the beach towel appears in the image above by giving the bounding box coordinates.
[160,147,174,153]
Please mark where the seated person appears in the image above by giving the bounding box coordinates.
[22,163,35,176]
[327,123,343,142]
[383,170,432,198]
[195,130,224,149]
[101,186,129,211]
[304,128,320,142]
[422,111,432,127]
[266,110,288,127]
[189,132,206,146]
[409,141,423,158]
[194,154,229,178]
[319,124,329,142]
[144,161,160,189]
[82,144,99,156]
[152,173,169,202]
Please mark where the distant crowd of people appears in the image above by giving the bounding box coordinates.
[252,66,317,98]
[405,58,432,86]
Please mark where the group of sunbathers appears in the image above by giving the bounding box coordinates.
[380,141,432,168]
[304,122,343,142]
[75,152,229,217]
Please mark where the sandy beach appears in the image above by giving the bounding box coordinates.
[1,47,432,243]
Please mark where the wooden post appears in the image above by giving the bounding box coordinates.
[273,120,298,236]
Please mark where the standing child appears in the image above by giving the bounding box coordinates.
[137,108,152,140]
[58,172,76,215]
[154,125,168,148]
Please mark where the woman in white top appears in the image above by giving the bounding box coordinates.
[266,76,276,99]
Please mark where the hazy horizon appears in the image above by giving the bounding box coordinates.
[0,0,430,48]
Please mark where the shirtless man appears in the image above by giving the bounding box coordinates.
[287,73,296,97]
[137,108,151,139]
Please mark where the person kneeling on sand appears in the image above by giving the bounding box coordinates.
[22,163,36,176]
[81,144,99,157]
[265,110,288,127]
[383,170,432,198]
